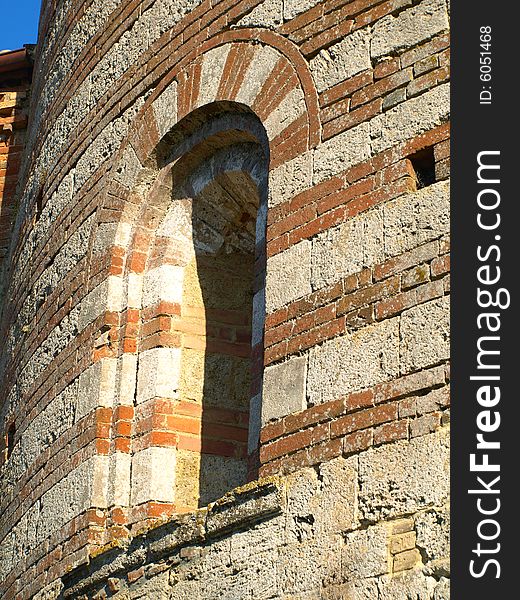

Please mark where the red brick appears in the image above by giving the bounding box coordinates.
[431,254,450,277]
[337,276,400,315]
[319,70,373,108]
[330,402,398,438]
[323,98,382,139]
[306,437,343,465]
[260,422,329,462]
[342,429,373,455]
[374,57,400,79]
[373,420,408,445]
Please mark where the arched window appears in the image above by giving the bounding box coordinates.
[132,104,268,511]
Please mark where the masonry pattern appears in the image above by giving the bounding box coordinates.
[0,1,450,598]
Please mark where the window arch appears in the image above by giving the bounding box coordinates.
[129,104,269,511]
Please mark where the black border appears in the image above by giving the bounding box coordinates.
[451,2,515,595]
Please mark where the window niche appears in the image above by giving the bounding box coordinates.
[140,106,268,510]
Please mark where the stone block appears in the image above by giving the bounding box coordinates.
[264,86,306,140]
[283,0,321,19]
[390,531,416,554]
[311,209,384,289]
[131,447,177,505]
[313,122,371,183]
[392,548,421,572]
[370,84,450,154]
[262,356,307,423]
[269,151,312,207]
[371,0,449,60]
[358,427,450,521]
[236,45,280,106]
[415,505,450,562]
[198,45,230,107]
[307,317,400,405]
[378,570,437,600]
[136,348,182,403]
[153,80,178,139]
[266,240,312,312]
[310,29,371,92]
[342,524,390,579]
[383,181,450,258]
[400,297,450,373]
[237,0,283,28]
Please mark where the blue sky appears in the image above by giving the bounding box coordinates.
[1,1,42,51]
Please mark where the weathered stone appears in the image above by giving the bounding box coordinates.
[136,347,181,403]
[313,122,371,183]
[237,0,283,27]
[383,180,450,258]
[392,548,421,572]
[236,44,280,106]
[262,356,307,423]
[371,0,449,59]
[433,577,450,600]
[283,0,321,19]
[415,505,450,563]
[266,240,312,311]
[358,427,450,521]
[370,84,450,154]
[264,86,306,140]
[310,30,371,92]
[390,531,416,554]
[131,447,177,504]
[377,570,437,599]
[311,209,384,289]
[342,524,390,579]
[153,80,178,138]
[197,46,230,107]
[400,297,450,373]
[269,152,313,207]
[307,317,400,405]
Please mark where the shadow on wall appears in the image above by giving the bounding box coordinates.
[159,106,269,508]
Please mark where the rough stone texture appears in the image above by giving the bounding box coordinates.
[307,318,400,405]
[237,0,283,27]
[371,0,449,59]
[269,152,313,207]
[415,505,450,563]
[266,240,312,311]
[235,44,280,106]
[311,209,384,289]
[283,0,321,19]
[153,80,178,138]
[377,570,438,600]
[197,45,230,107]
[310,29,371,93]
[384,180,449,257]
[313,122,371,183]
[370,84,450,153]
[358,426,450,521]
[131,447,177,504]
[136,348,181,403]
[342,524,389,579]
[262,356,307,423]
[400,296,450,373]
[264,86,306,140]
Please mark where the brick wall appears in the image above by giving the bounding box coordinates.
[0,49,32,277]
[0,1,450,598]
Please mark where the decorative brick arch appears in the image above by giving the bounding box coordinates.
[83,31,320,532]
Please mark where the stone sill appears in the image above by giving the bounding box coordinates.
[62,477,285,598]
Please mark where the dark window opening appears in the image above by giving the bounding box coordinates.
[5,422,15,460]
[409,146,436,189]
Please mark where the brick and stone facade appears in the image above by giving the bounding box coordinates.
[0,1,450,598]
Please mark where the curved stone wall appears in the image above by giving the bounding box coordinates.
[0,1,450,598]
